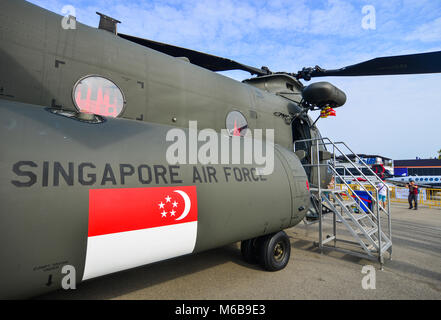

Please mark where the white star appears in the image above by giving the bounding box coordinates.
[158,202,165,209]
[160,211,167,218]
[165,195,172,203]
[170,210,176,216]
[172,201,178,208]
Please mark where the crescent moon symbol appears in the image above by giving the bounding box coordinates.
[173,190,191,221]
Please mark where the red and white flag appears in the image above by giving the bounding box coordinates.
[83,186,198,280]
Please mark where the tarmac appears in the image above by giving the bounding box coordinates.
[39,203,441,300]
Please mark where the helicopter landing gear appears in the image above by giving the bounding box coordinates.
[241,231,291,271]
[258,231,291,271]
[240,238,259,264]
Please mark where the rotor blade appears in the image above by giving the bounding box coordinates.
[309,51,441,78]
[118,33,269,76]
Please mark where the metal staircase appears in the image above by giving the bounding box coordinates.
[295,137,392,268]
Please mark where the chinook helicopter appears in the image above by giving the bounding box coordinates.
[1,0,441,299]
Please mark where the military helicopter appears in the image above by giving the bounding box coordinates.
[1,0,441,299]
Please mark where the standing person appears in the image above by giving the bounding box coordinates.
[377,180,387,209]
[407,180,418,210]
[328,176,335,190]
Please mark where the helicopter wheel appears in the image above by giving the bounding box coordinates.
[258,231,291,271]
[240,238,259,264]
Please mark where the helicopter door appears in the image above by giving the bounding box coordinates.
[291,117,312,180]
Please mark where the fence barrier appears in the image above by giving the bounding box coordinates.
[336,184,441,209]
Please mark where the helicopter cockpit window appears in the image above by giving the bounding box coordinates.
[226,111,248,136]
[72,75,125,117]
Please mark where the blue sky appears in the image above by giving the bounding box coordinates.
[28,0,441,159]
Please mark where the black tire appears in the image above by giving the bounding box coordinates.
[240,239,259,264]
[258,231,291,271]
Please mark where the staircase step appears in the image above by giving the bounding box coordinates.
[311,188,347,194]
[336,200,357,207]
[342,213,369,223]
[359,227,378,237]
[353,213,368,221]
[366,238,392,251]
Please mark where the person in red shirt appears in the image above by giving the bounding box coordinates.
[407,180,418,210]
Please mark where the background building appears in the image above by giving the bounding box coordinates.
[393,159,441,176]
[335,154,393,180]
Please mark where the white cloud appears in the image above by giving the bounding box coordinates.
[315,75,441,159]
[405,17,441,43]
[308,0,361,36]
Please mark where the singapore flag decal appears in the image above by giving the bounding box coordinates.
[83,186,198,280]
